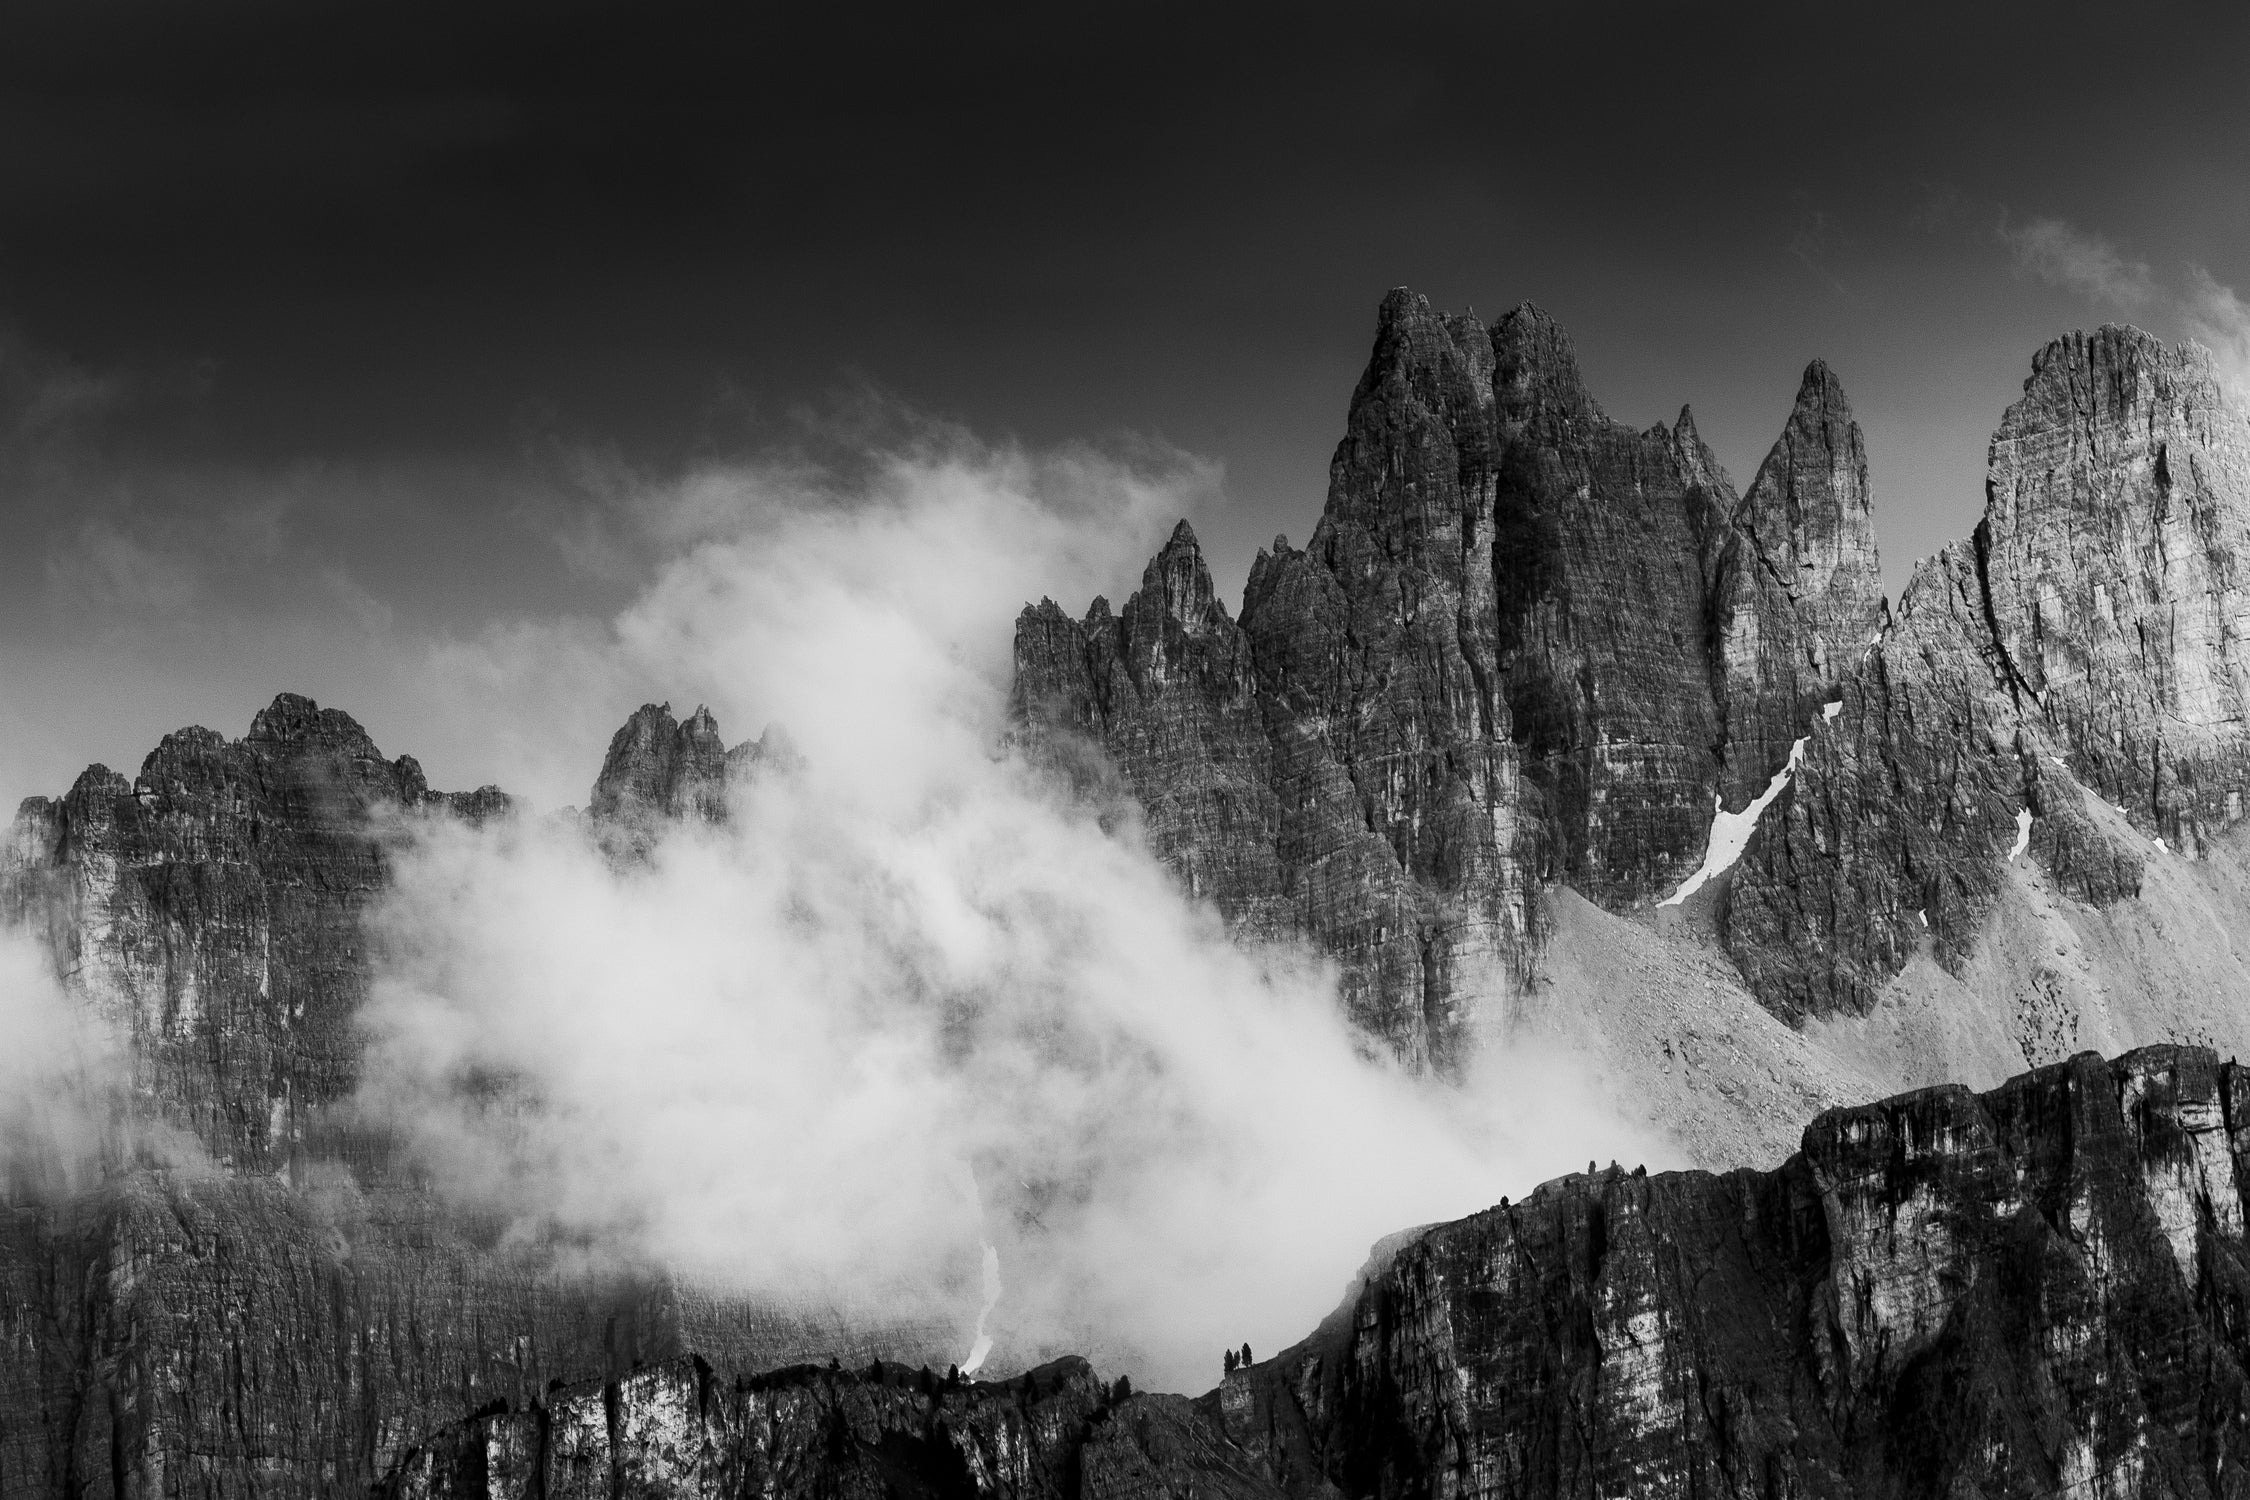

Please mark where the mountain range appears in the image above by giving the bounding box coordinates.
[5,291,2250,1495]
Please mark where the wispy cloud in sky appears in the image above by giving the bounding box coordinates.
[1983,207,2250,399]
[2185,266,2250,397]
[1996,213,2157,310]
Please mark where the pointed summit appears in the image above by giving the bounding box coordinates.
[1115,519,1226,642]
[590,700,747,838]
[1490,301,1602,429]
[1738,357,1883,639]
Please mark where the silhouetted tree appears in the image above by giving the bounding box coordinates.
[1240,1342,1253,1367]
[1223,1349,1237,1375]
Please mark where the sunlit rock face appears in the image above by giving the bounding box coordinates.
[1015,292,1882,1058]
[1979,327,2250,855]
[1726,327,2250,1024]
[390,1045,2250,1499]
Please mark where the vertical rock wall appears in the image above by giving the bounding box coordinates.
[1014,292,1886,1059]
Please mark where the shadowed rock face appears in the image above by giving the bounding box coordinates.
[387,1044,2250,1499]
[0,692,509,1171]
[1015,292,1884,1059]
[0,698,944,1499]
[1253,1044,2250,1499]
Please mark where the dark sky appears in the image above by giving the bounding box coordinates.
[5,0,2249,805]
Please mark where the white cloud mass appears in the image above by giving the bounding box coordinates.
[358,429,1657,1391]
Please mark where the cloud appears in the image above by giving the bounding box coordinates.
[1977,208,2250,403]
[0,919,126,1199]
[44,517,205,624]
[355,428,1658,1390]
[1786,200,1851,297]
[1996,212,2156,309]
[2184,265,2250,399]
[0,328,125,449]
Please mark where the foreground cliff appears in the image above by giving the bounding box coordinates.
[388,1044,2250,1498]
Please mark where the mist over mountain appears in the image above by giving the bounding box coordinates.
[4,275,2250,1494]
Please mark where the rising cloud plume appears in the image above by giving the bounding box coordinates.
[354,424,1656,1391]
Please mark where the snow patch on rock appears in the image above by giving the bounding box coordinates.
[1660,737,1807,908]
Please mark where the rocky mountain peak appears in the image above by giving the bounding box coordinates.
[589,700,760,843]
[245,691,383,758]
[1734,357,1883,641]
[1137,519,1227,637]
[1977,322,2250,853]
[1490,300,1602,428]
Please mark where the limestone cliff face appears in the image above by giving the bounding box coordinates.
[1014,292,1883,1058]
[1712,360,1889,807]
[1015,298,2250,1046]
[380,1355,1288,1500]
[1012,522,1288,943]
[0,698,944,1498]
[1246,1044,2250,1498]
[1483,306,1738,902]
[0,693,507,1171]
[1980,326,2250,854]
[1727,326,2242,1023]
[390,1045,2250,1499]
[588,702,789,860]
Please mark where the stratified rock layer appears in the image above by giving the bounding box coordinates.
[379,1355,1288,1500]
[391,1044,2250,1499]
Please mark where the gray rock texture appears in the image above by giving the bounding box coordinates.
[0,698,942,1498]
[391,1044,2250,1498]
[1238,1043,2250,1498]
[1727,325,2244,1023]
[0,693,507,1171]
[379,1355,1288,1500]
[1711,359,1888,806]
[1014,292,1886,1059]
[589,702,789,860]
[1980,326,2250,854]
[1016,298,2250,1049]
